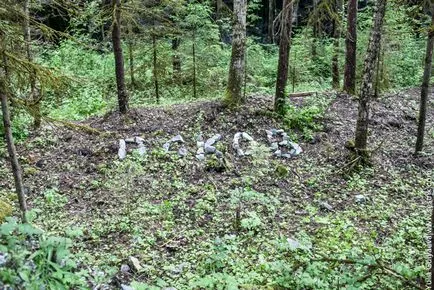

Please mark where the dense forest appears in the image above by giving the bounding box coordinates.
[0,0,433,289]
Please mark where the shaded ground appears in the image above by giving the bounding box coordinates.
[0,88,433,289]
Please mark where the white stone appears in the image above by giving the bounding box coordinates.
[170,135,184,143]
[118,139,127,160]
[129,256,143,272]
[242,132,254,141]
[137,143,147,156]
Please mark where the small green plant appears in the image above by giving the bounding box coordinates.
[0,218,87,289]
[283,94,332,140]
[42,188,68,209]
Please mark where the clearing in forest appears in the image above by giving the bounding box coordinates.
[1,90,433,289]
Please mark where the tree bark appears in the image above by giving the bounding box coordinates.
[152,34,160,104]
[23,0,40,128]
[128,39,135,88]
[172,37,181,81]
[225,0,247,107]
[1,56,28,224]
[354,0,387,153]
[268,0,275,43]
[274,0,293,115]
[343,0,358,94]
[415,3,434,154]
[216,0,225,43]
[111,0,128,114]
[332,0,342,89]
[192,30,197,99]
[374,40,382,98]
[311,0,320,60]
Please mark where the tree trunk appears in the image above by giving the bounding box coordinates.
[274,0,293,115]
[354,0,387,153]
[343,0,358,94]
[23,0,40,128]
[128,39,135,88]
[111,0,128,114]
[268,0,275,43]
[216,0,223,18]
[225,0,247,106]
[415,4,434,154]
[216,0,225,43]
[192,30,197,98]
[153,34,160,104]
[172,37,181,81]
[311,0,320,60]
[374,40,382,98]
[0,57,28,224]
[332,0,342,89]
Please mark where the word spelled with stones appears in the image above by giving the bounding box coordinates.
[118,136,147,160]
[196,133,223,161]
[163,135,188,157]
[118,130,303,161]
[266,129,303,159]
[232,132,255,157]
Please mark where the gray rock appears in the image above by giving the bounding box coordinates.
[282,133,290,141]
[196,133,204,142]
[287,237,301,250]
[355,194,366,203]
[232,142,240,150]
[135,136,145,144]
[279,140,289,146]
[118,139,127,160]
[216,151,223,158]
[320,202,333,211]
[125,138,136,144]
[197,147,205,155]
[289,149,296,155]
[170,135,184,143]
[120,264,130,273]
[163,142,171,152]
[196,154,205,161]
[137,144,147,156]
[197,141,204,148]
[289,142,303,155]
[205,145,216,154]
[270,142,279,151]
[129,256,143,272]
[234,132,242,141]
[276,129,285,134]
[178,147,188,157]
[282,153,292,159]
[242,132,254,141]
[205,134,222,147]
[266,130,274,142]
[236,148,245,157]
[274,150,282,157]
[244,150,253,156]
[121,285,134,290]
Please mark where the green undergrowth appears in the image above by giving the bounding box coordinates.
[24,136,432,289]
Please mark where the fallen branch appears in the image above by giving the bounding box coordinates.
[288,91,317,98]
[10,97,115,137]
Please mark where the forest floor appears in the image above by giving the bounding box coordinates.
[1,88,434,289]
